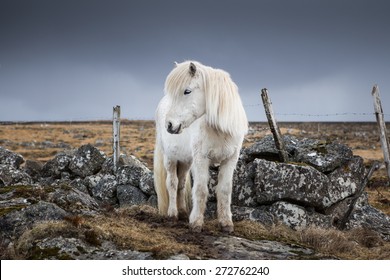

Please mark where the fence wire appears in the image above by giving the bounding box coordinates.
[243,103,390,118]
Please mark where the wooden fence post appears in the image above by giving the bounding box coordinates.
[261,88,289,162]
[113,105,121,170]
[372,85,390,180]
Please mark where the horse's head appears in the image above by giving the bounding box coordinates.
[164,62,206,134]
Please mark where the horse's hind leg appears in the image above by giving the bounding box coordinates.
[177,162,191,220]
[216,156,238,233]
[165,159,179,220]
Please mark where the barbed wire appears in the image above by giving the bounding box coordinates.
[243,103,390,118]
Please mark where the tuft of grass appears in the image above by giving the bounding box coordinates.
[300,227,354,255]
[64,215,85,228]
[234,220,300,244]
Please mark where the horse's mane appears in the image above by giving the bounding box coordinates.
[164,61,248,136]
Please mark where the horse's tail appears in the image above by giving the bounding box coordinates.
[154,140,169,215]
[183,172,192,214]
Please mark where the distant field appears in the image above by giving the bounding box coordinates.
[1,120,389,215]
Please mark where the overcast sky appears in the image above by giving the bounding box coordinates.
[0,0,389,122]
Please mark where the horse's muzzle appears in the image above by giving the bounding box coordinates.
[167,121,182,134]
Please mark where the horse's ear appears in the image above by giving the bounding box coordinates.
[174,61,178,67]
[189,62,197,77]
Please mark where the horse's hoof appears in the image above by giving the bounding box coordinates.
[220,224,234,233]
[167,215,178,222]
[189,224,203,233]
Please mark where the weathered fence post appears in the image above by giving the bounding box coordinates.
[261,88,289,162]
[113,105,121,170]
[372,85,390,180]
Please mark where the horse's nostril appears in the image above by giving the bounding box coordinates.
[167,122,172,130]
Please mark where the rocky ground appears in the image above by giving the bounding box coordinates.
[1,121,390,259]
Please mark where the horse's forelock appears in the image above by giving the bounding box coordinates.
[164,61,200,97]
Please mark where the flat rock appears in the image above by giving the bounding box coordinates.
[212,236,333,260]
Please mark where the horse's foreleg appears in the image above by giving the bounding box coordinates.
[177,162,191,220]
[189,158,209,232]
[165,159,179,220]
[216,156,238,233]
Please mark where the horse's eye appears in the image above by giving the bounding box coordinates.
[184,89,192,95]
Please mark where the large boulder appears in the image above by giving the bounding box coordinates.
[48,186,100,215]
[0,164,32,186]
[68,144,106,178]
[254,158,331,210]
[41,150,75,179]
[0,147,24,168]
[88,174,118,206]
[116,155,151,187]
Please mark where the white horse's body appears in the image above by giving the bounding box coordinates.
[154,61,248,233]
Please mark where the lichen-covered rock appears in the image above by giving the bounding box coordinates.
[0,201,67,238]
[117,185,148,207]
[24,160,43,181]
[326,156,365,205]
[241,135,298,163]
[267,201,333,230]
[292,139,353,173]
[231,205,276,226]
[0,146,24,168]
[0,164,32,186]
[116,155,150,187]
[139,172,155,196]
[89,174,117,205]
[69,178,90,194]
[68,144,106,178]
[254,159,331,210]
[213,236,330,260]
[242,135,353,173]
[41,150,74,178]
[232,160,257,207]
[48,187,99,215]
[28,237,154,260]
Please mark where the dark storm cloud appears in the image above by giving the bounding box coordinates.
[0,0,389,121]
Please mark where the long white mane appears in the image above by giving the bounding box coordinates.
[164,61,248,136]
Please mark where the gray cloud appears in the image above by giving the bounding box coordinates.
[0,0,389,121]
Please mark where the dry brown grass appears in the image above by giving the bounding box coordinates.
[0,120,155,166]
[235,220,390,259]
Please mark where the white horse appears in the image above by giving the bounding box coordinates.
[154,61,248,233]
